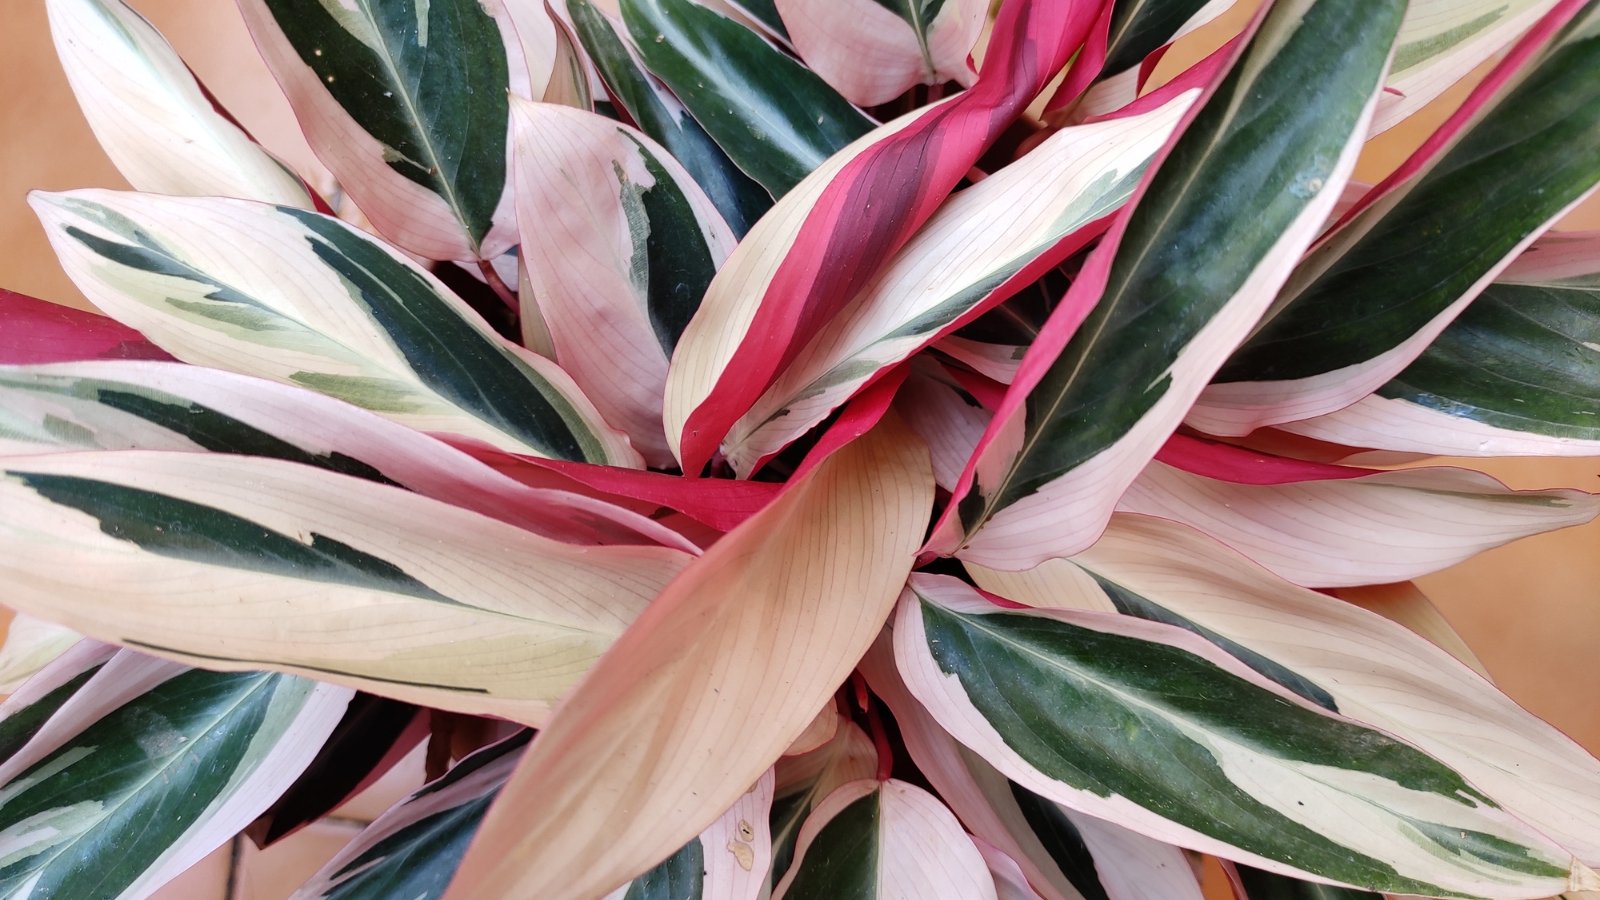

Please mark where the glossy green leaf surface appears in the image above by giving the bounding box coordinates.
[779,788,879,898]
[621,0,873,196]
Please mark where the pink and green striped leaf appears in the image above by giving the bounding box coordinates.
[0,360,690,550]
[30,190,639,466]
[895,574,1594,898]
[968,514,1600,868]
[1120,436,1600,587]
[292,731,531,900]
[1196,1,1600,436]
[604,769,776,900]
[564,0,771,235]
[512,99,736,468]
[1047,0,1240,122]
[930,0,1402,569]
[774,0,988,106]
[46,0,312,207]
[770,717,879,886]
[0,450,690,724]
[773,779,996,900]
[664,0,1103,474]
[720,92,1193,475]
[236,0,516,261]
[0,650,351,898]
[1281,231,1600,455]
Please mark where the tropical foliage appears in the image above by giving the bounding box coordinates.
[2,0,1599,896]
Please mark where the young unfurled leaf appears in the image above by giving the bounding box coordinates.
[774,0,987,106]
[1198,2,1600,436]
[0,651,351,898]
[720,92,1192,475]
[293,731,530,900]
[46,0,312,207]
[931,0,1403,569]
[446,416,932,899]
[31,190,639,466]
[0,451,690,724]
[236,0,515,260]
[895,574,1592,897]
[968,515,1600,868]
[774,779,996,899]
[512,100,736,467]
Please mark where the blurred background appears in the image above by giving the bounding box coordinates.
[1,1,1597,894]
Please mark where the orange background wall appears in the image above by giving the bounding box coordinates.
[2,0,1597,765]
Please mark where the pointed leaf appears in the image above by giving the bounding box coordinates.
[236,0,515,260]
[774,0,987,106]
[931,0,1403,569]
[0,450,690,724]
[445,415,932,899]
[969,514,1600,868]
[513,99,736,467]
[895,574,1590,897]
[1199,2,1600,436]
[0,651,350,898]
[31,190,639,465]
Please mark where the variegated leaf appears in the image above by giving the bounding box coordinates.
[0,650,350,898]
[894,361,992,492]
[31,190,638,466]
[720,92,1193,475]
[620,0,874,198]
[604,770,775,899]
[0,451,690,724]
[0,641,115,764]
[293,731,531,900]
[770,716,878,885]
[773,779,996,900]
[1120,439,1600,587]
[1197,2,1600,436]
[968,514,1600,868]
[236,0,516,260]
[1053,0,1240,121]
[0,615,84,697]
[0,360,689,550]
[895,574,1592,897]
[46,0,312,207]
[774,0,987,106]
[565,0,772,236]
[512,99,736,468]
[1282,231,1600,456]
[930,0,1402,569]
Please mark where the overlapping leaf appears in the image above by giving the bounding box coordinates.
[0,615,83,697]
[0,450,690,724]
[31,190,638,465]
[604,770,775,900]
[969,514,1600,867]
[720,92,1193,475]
[774,0,987,106]
[1197,1,1600,436]
[236,0,516,260]
[770,716,878,885]
[930,0,1402,569]
[0,650,350,898]
[0,291,167,365]
[895,574,1593,897]
[1047,0,1240,121]
[445,416,931,899]
[46,0,311,207]
[512,99,736,467]
[0,641,114,763]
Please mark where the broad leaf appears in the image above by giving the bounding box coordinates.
[46,0,311,207]
[968,514,1600,868]
[770,717,878,885]
[774,0,987,106]
[773,779,996,899]
[236,0,516,260]
[620,0,874,198]
[565,0,771,235]
[512,99,736,468]
[931,0,1403,569]
[31,190,639,465]
[445,415,932,899]
[895,574,1591,897]
[1121,437,1599,587]
[0,450,690,724]
[721,92,1192,475]
[293,731,530,900]
[0,360,693,550]
[0,651,350,898]
[1198,2,1600,436]
[605,769,775,899]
